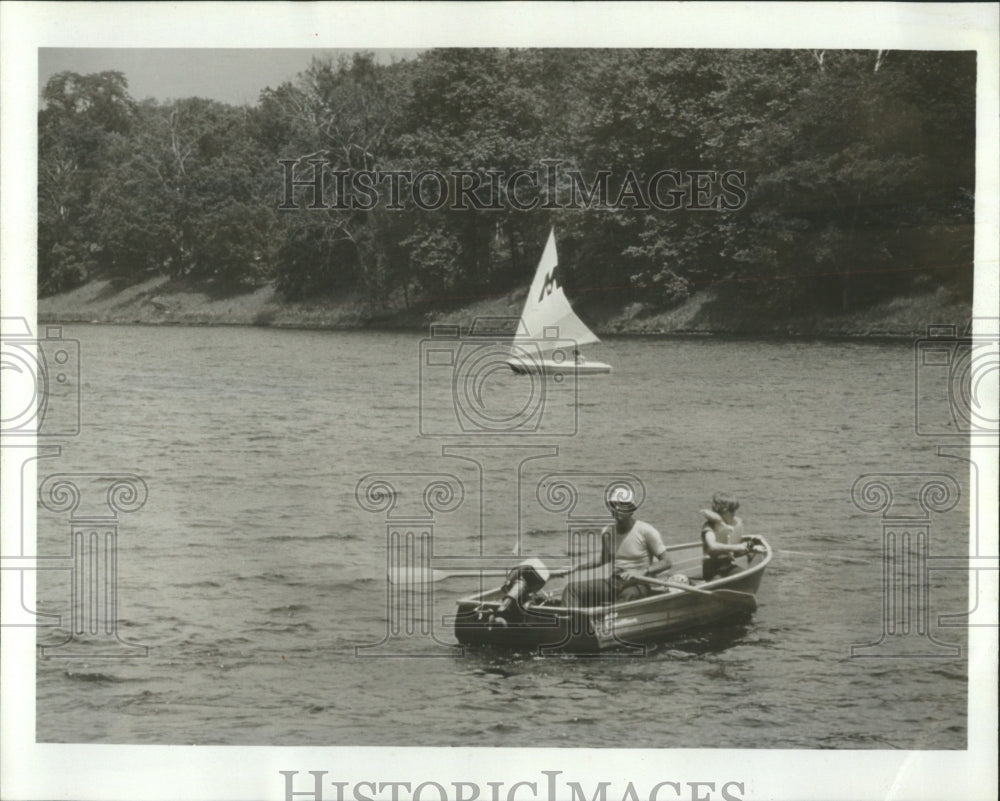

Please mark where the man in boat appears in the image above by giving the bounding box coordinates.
[561,487,674,607]
[700,492,756,580]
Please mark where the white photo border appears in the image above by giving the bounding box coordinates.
[2,3,997,800]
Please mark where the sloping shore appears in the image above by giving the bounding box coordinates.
[37,275,972,339]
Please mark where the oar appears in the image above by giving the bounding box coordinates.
[388,568,509,585]
[387,567,570,585]
[629,574,758,611]
[778,548,871,565]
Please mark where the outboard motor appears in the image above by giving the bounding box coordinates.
[486,559,550,627]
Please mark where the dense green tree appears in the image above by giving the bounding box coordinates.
[38,71,137,293]
[90,98,273,285]
[704,49,975,313]
[263,53,410,301]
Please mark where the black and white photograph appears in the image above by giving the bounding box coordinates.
[1,3,997,801]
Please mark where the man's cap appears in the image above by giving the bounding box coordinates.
[607,486,638,513]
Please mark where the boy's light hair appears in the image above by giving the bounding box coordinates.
[711,492,740,514]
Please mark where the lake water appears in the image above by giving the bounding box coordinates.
[33,324,969,748]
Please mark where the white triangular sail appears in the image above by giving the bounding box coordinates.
[513,228,599,354]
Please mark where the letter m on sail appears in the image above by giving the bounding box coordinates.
[539,267,560,302]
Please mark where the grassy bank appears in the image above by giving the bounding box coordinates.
[38,274,972,339]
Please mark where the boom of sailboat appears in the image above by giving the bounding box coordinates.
[506,229,612,376]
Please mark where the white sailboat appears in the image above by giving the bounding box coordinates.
[507,228,612,376]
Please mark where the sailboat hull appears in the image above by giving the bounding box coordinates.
[506,358,612,375]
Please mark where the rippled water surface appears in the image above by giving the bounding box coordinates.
[35,325,968,747]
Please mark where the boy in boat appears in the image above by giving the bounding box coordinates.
[561,487,673,607]
[701,492,755,580]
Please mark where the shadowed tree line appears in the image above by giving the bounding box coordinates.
[39,49,974,319]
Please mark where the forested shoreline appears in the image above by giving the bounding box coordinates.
[39,49,975,325]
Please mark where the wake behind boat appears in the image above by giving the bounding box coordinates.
[506,229,612,376]
[453,537,771,652]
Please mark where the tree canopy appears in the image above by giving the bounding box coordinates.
[39,50,975,319]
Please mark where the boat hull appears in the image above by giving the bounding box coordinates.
[506,358,612,376]
[453,539,770,653]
